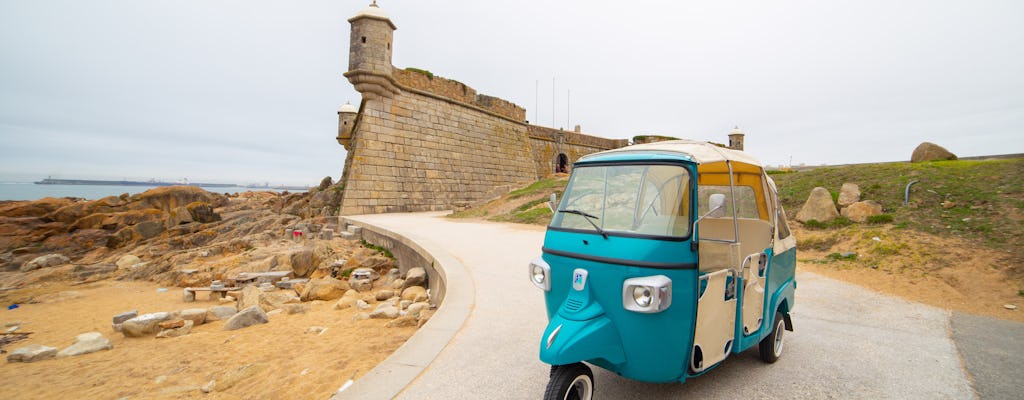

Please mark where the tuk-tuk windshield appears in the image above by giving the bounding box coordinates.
[551,164,692,238]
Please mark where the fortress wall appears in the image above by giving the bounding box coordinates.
[338,90,537,215]
[392,68,526,121]
[527,125,630,176]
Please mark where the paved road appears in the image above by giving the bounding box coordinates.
[951,312,1024,399]
[348,212,976,399]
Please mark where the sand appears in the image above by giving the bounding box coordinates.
[0,280,416,399]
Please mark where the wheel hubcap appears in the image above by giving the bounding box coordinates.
[773,320,785,356]
[564,375,593,400]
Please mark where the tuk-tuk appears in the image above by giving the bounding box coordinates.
[529,140,797,399]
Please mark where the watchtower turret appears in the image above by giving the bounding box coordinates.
[728,126,745,151]
[344,1,400,99]
[337,102,358,149]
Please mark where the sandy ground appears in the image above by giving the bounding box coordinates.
[0,280,415,399]
[792,225,1024,323]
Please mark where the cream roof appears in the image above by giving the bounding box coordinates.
[582,139,764,167]
[353,3,390,20]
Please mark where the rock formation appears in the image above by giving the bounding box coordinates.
[796,187,839,223]
[911,142,957,162]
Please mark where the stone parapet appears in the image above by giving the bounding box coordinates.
[393,67,525,121]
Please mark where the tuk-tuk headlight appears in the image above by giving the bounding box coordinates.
[632,286,653,307]
[528,257,551,291]
[623,275,671,313]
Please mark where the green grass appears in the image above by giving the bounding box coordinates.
[360,239,394,259]
[404,67,434,79]
[773,158,1024,254]
[493,207,553,225]
[867,214,894,224]
[803,217,853,230]
[507,177,565,199]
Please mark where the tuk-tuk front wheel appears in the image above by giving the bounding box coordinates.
[759,311,786,363]
[545,362,594,400]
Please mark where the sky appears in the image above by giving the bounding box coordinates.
[1,0,1022,186]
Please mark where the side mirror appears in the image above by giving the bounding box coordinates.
[548,193,558,213]
[708,193,726,218]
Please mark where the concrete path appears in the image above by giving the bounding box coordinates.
[345,212,975,399]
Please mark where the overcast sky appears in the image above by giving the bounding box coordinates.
[1,1,1021,186]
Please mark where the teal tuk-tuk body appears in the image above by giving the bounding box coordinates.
[530,140,797,399]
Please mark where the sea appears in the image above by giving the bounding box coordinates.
[0,182,304,201]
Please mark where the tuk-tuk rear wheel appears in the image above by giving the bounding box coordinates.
[545,362,594,400]
[759,311,786,363]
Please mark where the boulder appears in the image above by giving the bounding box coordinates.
[318,176,333,190]
[186,202,220,223]
[375,290,397,301]
[283,304,308,314]
[837,183,861,207]
[6,344,58,363]
[58,332,112,357]
[402,267,427,289]
[352,312,370,321]
[260,291,300,312]
[333,296,358,310]
[179,308,207,325]
[115,254,141,270]
[112,310,138,324]
[300,277,349,301]
[349,278,373,293]
[166,206,194,228]
[400,286,428,303]
[355,300,370,310]
[156,320,194,338]
[911,142,957,162]
[159,319,186,329]
[122,312,174,337]
[369,305,400,319]
[237,285,262,310]
[223,306,269,331]
[407,302,431,318]
[841,200,884,223]
[206,306,237,321]
[289,248,319,278]
[795,187,839,223]
[343,248,394,273]
[390,279,405,290]
[20,253,70,272]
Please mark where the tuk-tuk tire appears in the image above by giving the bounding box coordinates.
[759,311,786,364]
[545,362,594,400]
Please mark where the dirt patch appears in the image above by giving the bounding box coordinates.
[793,224,1023,322]
[0,280,414,399]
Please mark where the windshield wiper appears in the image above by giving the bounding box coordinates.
[558,209,608,239]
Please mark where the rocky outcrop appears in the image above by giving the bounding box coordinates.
[911,142,957,162]
[206,306,237,321]
[796,187,839,223]
[842,200,884,223]
[20,253,70,272]
[156,319,194,338]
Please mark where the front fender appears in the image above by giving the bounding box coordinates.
[539,313,626,367]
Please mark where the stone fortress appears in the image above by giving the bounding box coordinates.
[335,2,743,215]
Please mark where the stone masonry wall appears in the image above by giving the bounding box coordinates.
[527,125,630,176]
[338,91,537,215]
[392,68,526,121]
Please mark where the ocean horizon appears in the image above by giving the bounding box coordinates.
[0,182,305,201]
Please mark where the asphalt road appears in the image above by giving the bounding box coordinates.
[951,312,1024,399]
[349,212,988,399]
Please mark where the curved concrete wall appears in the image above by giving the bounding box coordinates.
[332,216,472,400]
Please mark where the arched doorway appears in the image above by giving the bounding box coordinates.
[556,153,569,174]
